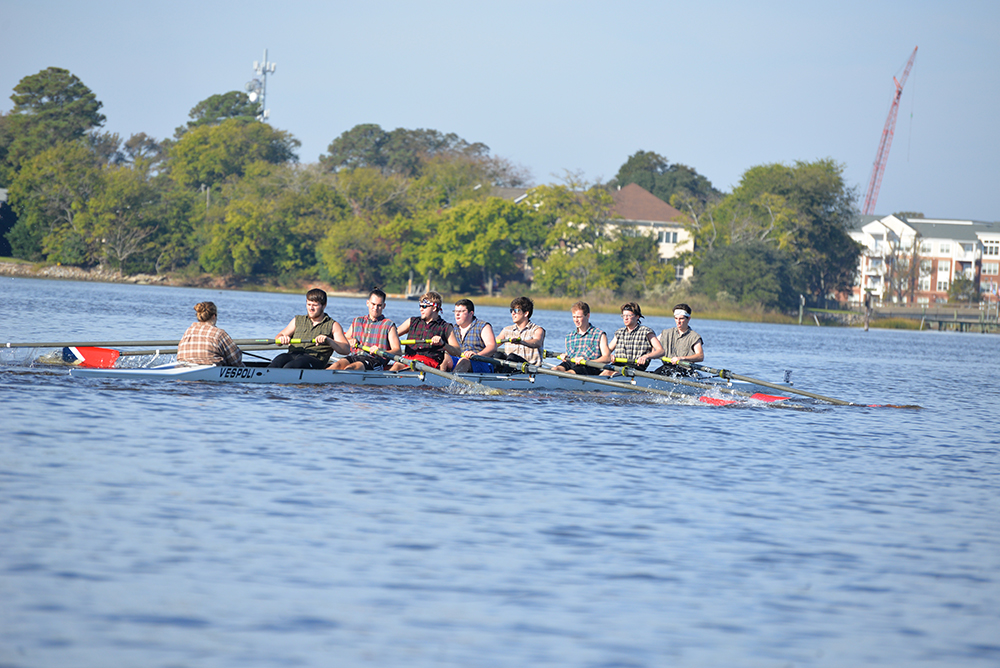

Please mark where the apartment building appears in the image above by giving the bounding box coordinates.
[849,215,1000,306]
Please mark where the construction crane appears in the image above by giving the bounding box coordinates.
[862,46,918,216]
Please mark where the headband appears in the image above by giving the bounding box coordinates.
[673,309,691,318]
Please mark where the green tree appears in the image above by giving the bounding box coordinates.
[5,141,102,262]
[76,162,161,271]
[175,91,260,137]
[692,241,797,309]
[0,67,105,183]
[948,274,979,304]
[168,118,299,188]
[702,159,861,304]
[611,150,720,206]
[200,163,347,278]
[321,124,489,178]
[423,197,543,295]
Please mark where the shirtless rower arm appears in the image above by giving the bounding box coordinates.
[315,322,351,356]
[594,332,612,365]
[671,341,704,364]
[275,318,297,345]
[440,325,462,358]
[516,326,545,350]
[385,325,402,356]
[472,323,497,358]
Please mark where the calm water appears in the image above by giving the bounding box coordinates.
[1,277,998,668]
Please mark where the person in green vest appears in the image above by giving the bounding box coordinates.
[269,288,350,369]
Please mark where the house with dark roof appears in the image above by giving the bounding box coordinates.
[608,183,692,280]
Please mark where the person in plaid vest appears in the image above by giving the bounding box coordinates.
[600,302,664,377]
[328,288,401,371]
[552,301,611,376]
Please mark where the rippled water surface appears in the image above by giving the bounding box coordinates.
[2,278,998,667]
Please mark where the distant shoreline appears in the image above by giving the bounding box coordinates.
[0,260,373,299]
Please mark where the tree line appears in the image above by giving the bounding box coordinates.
[0,67,861,309]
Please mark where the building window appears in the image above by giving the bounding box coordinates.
[985,243,1000,256]
[937,280,948,291]
[918,277,931,291]
[675,265,685,280]
[983,262,999,276]
[938,261,950,275]
[917,297,930,305]
[870,257,883,270]
[962,243,974,254]
[920,242,932,254]
[940,243,951,254]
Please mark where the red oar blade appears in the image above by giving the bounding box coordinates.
[749,393,790,403]
[65,346,121,368]
[699,396,737,406]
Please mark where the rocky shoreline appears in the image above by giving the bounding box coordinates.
[0,261,375,298]
[0,261,173,285]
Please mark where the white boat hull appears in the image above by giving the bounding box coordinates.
[70,362,783,396]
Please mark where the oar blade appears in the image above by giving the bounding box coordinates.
[699,396,736,406]
[67,346,121,368]
[749,393,790,403]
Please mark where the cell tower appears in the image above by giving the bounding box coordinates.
[861,47,918,216]
[246,49,276,122]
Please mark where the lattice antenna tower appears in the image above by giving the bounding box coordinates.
[862,46,918,216]
[246,49,276,122]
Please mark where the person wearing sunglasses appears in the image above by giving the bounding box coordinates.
[654,302,704,375]
[552,301,611,375]
[600,301,664,377]
[389,291,461,371]
[494,296,545,366]
[328,288,401,371]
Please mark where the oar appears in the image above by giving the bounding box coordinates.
[5,338,309,349]
[7,339,180,348]
[474,354,706,400]
[398,339,433,345]
[54,341,303,368]
[361,345,500,394]
[674,360,852,406]
[539,350,788,404]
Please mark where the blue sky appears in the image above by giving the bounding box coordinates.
[3,0,997,221]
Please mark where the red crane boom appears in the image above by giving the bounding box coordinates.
[862,46,918,216]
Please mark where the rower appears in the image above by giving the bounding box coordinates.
[389,291,461,371]
[552,301,611,375]
[328,288,401,370]
[269,288,350,369]
[177,301,244,367]
[655,302,704,375]
[444,298,496,373]
[494,296,545,366]
[600,301,663,377]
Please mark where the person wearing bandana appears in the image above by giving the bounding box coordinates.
[655,303,704,374]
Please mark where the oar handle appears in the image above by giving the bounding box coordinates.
[232,338,313,345]
[364,346,493,391]
[398,338,433,345]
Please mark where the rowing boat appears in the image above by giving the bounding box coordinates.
[69,361,785,396]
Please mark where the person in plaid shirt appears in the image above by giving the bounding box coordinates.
[177,301,244,367]
[552,301,611,376]
[600,302,664,377]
